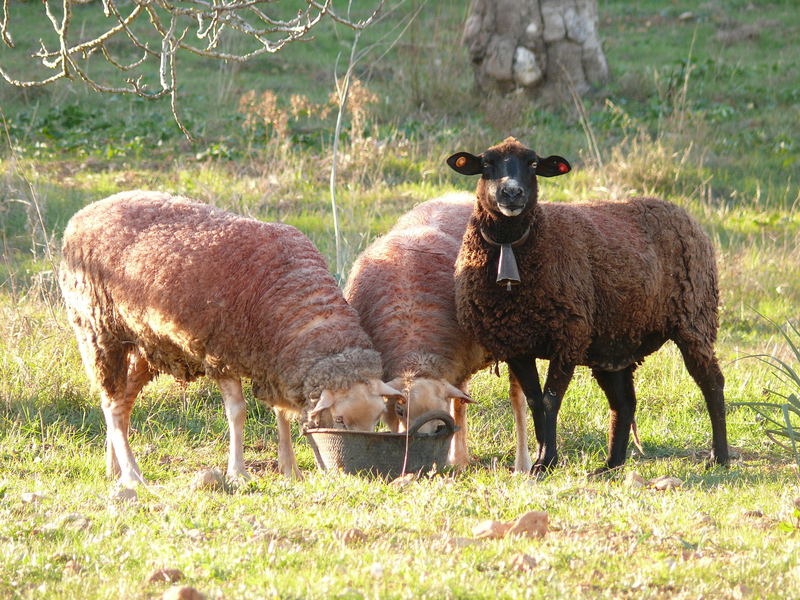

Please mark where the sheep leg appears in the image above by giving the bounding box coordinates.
[677,345,729,466]
[275,408,303,479]
[448,396,469,469]
[507,357,544,463]
[217,377,250,481]
[592,367,637,472]
[508,371,533,473]
[536,362,575,472]
[104,350,153,484]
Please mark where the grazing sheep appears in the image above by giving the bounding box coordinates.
[345,193,532,469]
[59,191,402,486]
[448,137,729,473]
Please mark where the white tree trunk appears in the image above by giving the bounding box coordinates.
[463,0,608,101]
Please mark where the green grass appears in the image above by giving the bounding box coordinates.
[2,0,800,598]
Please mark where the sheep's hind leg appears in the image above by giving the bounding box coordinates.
[217,377,251,481]
[676,343,729,466]
[275,408,303,479]
[592,366,637,473]
[104,350,153,485]
[509,372,533,474]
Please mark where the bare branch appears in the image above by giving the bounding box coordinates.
[0,0,388,135]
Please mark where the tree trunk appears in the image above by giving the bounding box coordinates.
[463,0,608,101]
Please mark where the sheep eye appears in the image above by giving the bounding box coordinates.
[334,416,344,424]
[395,404,406,417]
[530,160,538,168]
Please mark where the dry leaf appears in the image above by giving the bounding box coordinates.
[508,553,538,572]
[624,472,647,488]
[162,586,205,600]
[472,520,512,539]
[63,560,83,575]
[110,487,138,503]
[148,568,185,583]
[191,469,225,491]
[339,528,368,545]
[507,511,548,539]
[742,510,763,518]
[649,476,682,490]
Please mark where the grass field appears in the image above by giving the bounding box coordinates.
[1,0,800,598]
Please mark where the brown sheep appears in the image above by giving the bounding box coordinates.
[448,137,728,473]
[59,191,402,486]
[346,193,535,469]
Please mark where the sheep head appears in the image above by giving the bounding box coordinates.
[447,137,570,218]
[384,377,473,434]
[308,380,403,430]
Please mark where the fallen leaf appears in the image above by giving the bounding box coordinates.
[506,511,548,539]
[649,476,682,491]
[742,510,763,518]
[339,528,367,545]
[162,586,205,600]
[191,469,225,491]
[148,568,185,583]
[63,560,83,575]
[472,520,512,539]
[508,553,538,572]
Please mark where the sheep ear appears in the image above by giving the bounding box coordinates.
[445,383,474,404]
[372,380,405,399]
[535,155,571,177]
[447,152,483,176]
[309,390,336,418]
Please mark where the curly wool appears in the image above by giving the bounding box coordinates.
[455,141,720,372]
[345,193,489,386]
[60,191,381,414]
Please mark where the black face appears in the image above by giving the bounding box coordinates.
[447,143,571,217]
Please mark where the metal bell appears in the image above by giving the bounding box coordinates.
[496,243,521,291]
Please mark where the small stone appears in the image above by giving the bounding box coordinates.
[162,586,205,600]
[624,472,647,488]
[509,553,538,572]
[472,520,512,540]
[148,568,185,583]
[506,511,548,539]
[110,487,138,503]
[443,536,477,551]
[650,476,682,490]
[339,528,368,545]
[368,562,384,579]
[191,469,225,491]
[389,473,417,487]
[678,11,694,21]
[732,583,750,599]
[21,491,45,504]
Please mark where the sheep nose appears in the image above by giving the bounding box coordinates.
[500,186,523,202]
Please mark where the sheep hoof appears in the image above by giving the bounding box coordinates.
[705,451,730,469]
[530,462,556,478]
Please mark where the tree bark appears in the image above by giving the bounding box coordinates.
[463,0,608,101]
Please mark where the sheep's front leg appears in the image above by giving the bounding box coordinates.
[217,377,250,481]
[508,372,533,473]
[275,408,302,479]
[448,396,469,468]
[536,362,575,472]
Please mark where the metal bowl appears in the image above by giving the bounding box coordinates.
[304,410,457,479]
